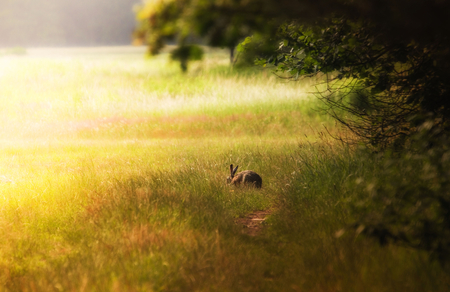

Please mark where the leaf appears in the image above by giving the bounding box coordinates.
[237,36,253,52]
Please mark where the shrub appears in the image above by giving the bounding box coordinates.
[170,44,204,72]
[350,122,450,264]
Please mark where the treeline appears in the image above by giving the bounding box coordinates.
[0,0,140,47]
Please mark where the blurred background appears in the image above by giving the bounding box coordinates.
[0,0,140,47]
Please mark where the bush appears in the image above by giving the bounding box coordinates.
[170,45,204,72]
[350,123,450,265]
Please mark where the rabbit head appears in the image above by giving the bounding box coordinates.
[227,164,239,184]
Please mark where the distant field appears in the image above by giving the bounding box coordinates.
[0,47,446,292]
[0,46,323,142]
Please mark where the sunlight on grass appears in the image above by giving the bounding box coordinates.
[0,47,446,291]
[0,47,322,144]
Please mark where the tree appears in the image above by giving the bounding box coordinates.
[134,0,280,66]
[257,19,450,150]
[170,44,204,72]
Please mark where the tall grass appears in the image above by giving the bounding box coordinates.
[0,47,447,291]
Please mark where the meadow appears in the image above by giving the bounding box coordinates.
[0,46,448,291]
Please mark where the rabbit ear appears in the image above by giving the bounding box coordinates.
[232,165,239,176]
[230,164,234,176]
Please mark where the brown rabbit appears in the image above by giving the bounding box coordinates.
[227,164,262,188]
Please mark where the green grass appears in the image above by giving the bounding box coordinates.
[0,47,447,291]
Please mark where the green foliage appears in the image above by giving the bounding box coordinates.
[349,123,450,265]
[135,0,280,66]
[234,34,278,68]
[170,45,204,72]
[259,19,450,150]
[135,0,186,55]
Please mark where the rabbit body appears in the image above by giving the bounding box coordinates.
[227,164,262,188]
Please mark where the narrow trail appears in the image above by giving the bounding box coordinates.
[235,210,272,236]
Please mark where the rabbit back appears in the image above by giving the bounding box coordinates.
[231,170,262,188]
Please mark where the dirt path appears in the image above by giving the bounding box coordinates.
[235,210,272,236]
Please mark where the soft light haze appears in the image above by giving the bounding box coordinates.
[0,0,140,47]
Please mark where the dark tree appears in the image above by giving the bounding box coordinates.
[258,19,450,149]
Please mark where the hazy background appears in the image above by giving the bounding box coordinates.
[0,0,140,47]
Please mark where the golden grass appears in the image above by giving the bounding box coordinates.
[0,47,447,291]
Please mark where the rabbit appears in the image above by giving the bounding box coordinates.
[227,164,262,188]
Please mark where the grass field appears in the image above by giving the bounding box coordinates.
[0,46,448,291]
